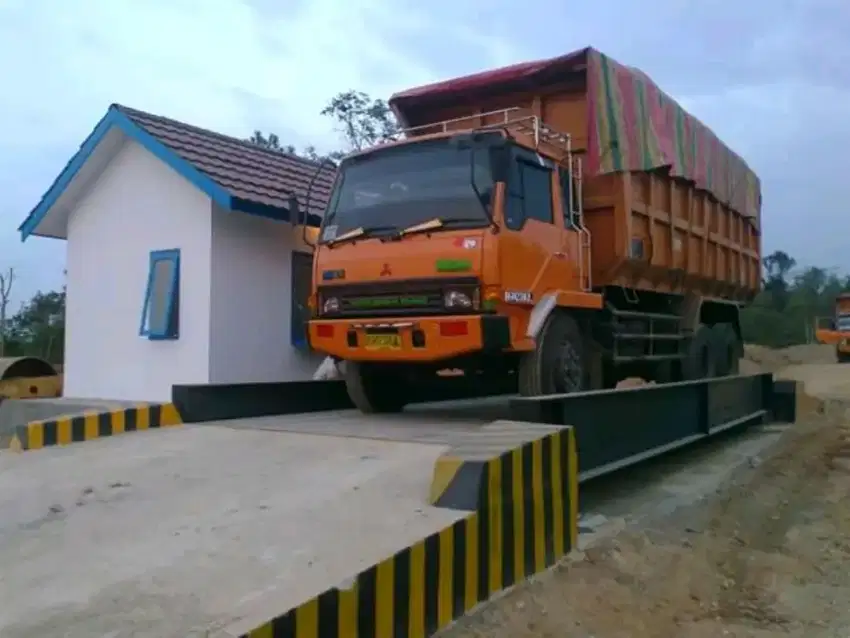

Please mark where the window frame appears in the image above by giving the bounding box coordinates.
[139,248,180,341]
[290,250,314,350]
[504,148,555,230]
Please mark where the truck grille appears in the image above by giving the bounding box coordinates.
[319,277,479,318]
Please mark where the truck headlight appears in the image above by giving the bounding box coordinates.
[444,290,473,309]
[322,297,340,314]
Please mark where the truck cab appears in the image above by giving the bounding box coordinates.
[308,113,602,412]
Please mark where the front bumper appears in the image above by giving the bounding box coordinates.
[308,314,511,362]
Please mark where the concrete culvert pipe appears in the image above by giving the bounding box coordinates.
[0,357,61,401]
[0,357,57,381]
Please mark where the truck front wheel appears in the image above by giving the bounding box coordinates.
[518,311,586,396]
[344,361,409,413]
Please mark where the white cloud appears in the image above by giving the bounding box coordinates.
[0,0,517,154]
[0,0,520,304]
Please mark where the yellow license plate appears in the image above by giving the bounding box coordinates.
[364,333,402,350]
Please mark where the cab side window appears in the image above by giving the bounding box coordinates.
[504,154,554,230]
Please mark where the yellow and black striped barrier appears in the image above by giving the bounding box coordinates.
[237,421,578,638]
[7,403,182,452]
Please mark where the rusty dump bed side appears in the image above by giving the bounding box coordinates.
[837,293,850,315]
[390,46,762,301]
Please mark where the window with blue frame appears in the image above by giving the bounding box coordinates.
[139,249,180,340]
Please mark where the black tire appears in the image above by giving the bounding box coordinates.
[344,361,408,413]
[518,311,586,396]
[682,324,716,380]
[711,323,740,377]
[838,349,850,364]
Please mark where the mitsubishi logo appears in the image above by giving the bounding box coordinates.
[380,263,392,277]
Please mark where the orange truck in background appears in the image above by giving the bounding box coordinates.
[307,47,762,413]
[815,293,850,363]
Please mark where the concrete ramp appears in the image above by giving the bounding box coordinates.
[0,423,464,638]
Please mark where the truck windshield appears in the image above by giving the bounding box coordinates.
[837,314,850,330]
[321,139,492,241]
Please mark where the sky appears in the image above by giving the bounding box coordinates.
[1,0,848,308]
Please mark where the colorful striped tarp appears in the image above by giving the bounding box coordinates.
[585,49,761,225]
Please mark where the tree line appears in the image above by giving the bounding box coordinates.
[740,250,849,348]
[0,91,839,363]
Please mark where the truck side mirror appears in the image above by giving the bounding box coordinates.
[489,146,510,183]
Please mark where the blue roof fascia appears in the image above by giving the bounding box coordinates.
[230,198,289,222]
[230,198,323,228]
[19,106,235,241]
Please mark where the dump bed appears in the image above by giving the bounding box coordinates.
[390,47,762,301]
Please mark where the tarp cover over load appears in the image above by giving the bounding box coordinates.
[390,46,762,227]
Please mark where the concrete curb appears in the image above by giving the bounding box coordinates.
[6,403,183,452]
[224,421,578,638]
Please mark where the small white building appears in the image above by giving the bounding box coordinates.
[18,104,335,402]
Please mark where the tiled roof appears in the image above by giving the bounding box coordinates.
[115,104,337,215]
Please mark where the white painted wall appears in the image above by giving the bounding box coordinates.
[209,205,323,384]
[65,138,212,402]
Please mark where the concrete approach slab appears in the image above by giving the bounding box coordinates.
[0,422,467,638]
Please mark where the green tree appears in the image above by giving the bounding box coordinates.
[762,250,796,311]
[5,289,66,363]
[740,252,850,348]
[246,90,399,163]
[0,267,14,357]
[321,89,400,152]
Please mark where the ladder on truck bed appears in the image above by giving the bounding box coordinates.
[396,108,594,292]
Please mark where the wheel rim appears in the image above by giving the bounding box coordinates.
[553,336,583,393]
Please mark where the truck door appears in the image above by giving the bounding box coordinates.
[499,149,573,309]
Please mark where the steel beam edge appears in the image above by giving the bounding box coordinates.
[5,403,182,452]
[171,376,516,424]
[221,420,579,638]
[507,373,783,482]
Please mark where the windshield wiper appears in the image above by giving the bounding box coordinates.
[326,225,395,247]
[397,217,487,239]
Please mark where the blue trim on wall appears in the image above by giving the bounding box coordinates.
[18,106,235,241]
[140,248,181,340]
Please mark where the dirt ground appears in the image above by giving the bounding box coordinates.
[443,343,850,638]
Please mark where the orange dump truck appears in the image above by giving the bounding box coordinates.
[307,47,762,413]
[815,293,850,363]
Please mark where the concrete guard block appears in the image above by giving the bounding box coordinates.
[227,420,579,638]
[7,403,182,452]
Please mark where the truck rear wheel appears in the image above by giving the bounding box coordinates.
[344,362,409,413]
[682,324,716,380]
[518,311,586,396]
[711,323,740,376]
